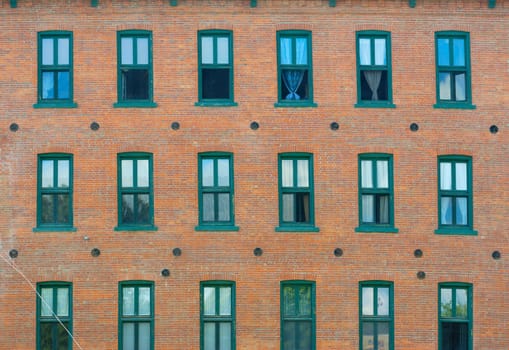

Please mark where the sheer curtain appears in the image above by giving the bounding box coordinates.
[364,71,382,101]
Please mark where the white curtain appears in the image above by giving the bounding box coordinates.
[440,162,452,190]
[297,159,309,187]
[282,160,293,187]
[361,160,373,188]
[376,160,388,189]
[455,163,467,190]
[363,71,382,101]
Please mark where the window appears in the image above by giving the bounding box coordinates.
[197,30,236,106]
[356,154,397,232]
[439,283,472,350]
[200,281,236,350]
[196,153,238,231]
[35,31,76,108]
[359,281,394,350]
[356,31,394,107]
[281,281,316,350]
[435,31,474,108]
[277,153,318,232]
[35,154,75,231]
[116,153,156,230]
[36,282,72,350]
[436,156,476,235]
[119,281,154,350]
[276,31,316,107]
[115,30,156,107]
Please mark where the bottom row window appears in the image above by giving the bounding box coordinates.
[36,281,472,350]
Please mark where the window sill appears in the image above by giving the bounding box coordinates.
[195,101,238,107]
[354,102,396,108]
[435,227,478,235]
[274,101,318,108]
[114,225,158,231]
[195,225,240,232]
[33,101,78,109]
[33,226,77,232]
[433,102,476,110]
[355,226,399,233]
[275,225,320,232]
[113,101,158,108]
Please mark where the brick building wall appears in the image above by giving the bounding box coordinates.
[0,0,507,349]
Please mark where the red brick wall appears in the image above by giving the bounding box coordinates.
[1,0,507,349]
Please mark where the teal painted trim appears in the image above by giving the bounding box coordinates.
[113,101,158,108]
[354,102,396,108]
[33,102,78,108]
[114,225,158,231]
[250,0,257,7]
[438,283,473,350]
[433,102,476,110]
[434,228,478,235]
[194,101,238,107]
[10,0,17,8]
[170,0,178,6]
[91,0,98,7]
[195,225,239,232]
[488,0,496,8]
[355,226,398,233]
[33,227,77,232]
[329,0,337,7]
[408,0,416,7]
[274,102,318,108]
[275,226,320,232]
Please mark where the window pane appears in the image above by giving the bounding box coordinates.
[41,288,53,316]
[42,160,54,188]
[121,160,134,187]
[362,195,374,223]
[137,159,149,187]
[456,197,468,225]
[204,287,216,315]
[439,72,451,100]
[217,37,229,64]
[137,38,149,65]
[202,68,230,99]
[455,73,466,101]
[57,160,69,188]
[377,287,389,316]
[121,69,149,100]
[441,197,453,225]
[359,38,371,65]
[296,193,310,223]
[453,38,465,66]
[122,194,135,224]
[441,288,453,317]
[138,322,151,350]
[121,37,133,65]
[201,36,214,64]
[202,159,214,187]
[378,322,390,349]
[204,323,215,350]
[40,323,53,350]
[123,323,135,350]
[137,194,150,224]
[297,321,312,350]
[297,159,309,187]
[56,194,70,224]
[41,195,54,224]
[438,38,450,66]
[361,322,375,350]
[361,160,373,188]
[282,159,293,187]
[378,195,390,224]
[376,160,389,188]
[57,38,69,65]
[283,321,296,350]
[283,286,296,316]
[219,323,231,350]
[298,286,311,316]
[42,38,54,65]
[57,72,70,99]
[56,288,68,317]
[138,287,151,316]
[56,322,69,350]
[217,159,230,187]
[203,193,215,222]
[219,287,231,315]
[441,322,469,350]
[455,163,467,190]
[295,38,307,65]
[440,162,452,190]
[282,194,295,222]
[217,193,230,222]
[123,287,135,316]
[374,38,386,66]
[42,72,55,99]
[280,37,292,65]
[362,287,374,316]
[456,289,468,318]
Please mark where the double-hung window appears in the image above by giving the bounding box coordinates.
[276,31,315,107]
[435,31,474,108]
[200,281,236,350]
[359,281,394,350]
[281,281,316,350]
[115,30,156,107]
[436,156,476,234]
[197,30,236,106]
[35,31,76,108]
[119,281,154,350]
[439,283,472,350]
[116,153,156,230]
[37,282,72,350]
[356,31,394,107]
[277,153,318,232]
[196,153,237,231]
[357,154,397,232]
[35,154,75,231]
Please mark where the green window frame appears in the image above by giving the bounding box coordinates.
[435,156,476,235]
[359,281,394,350]
[277,153,319,232]
[114,30,157,108]
[275,30,316,107]
[196,30,237,106]
[119,281,154,350]
[355,31,395,108]
[356,153,398,233]
[35,31,77,108]
[438,283,473,350]
[200,281,236,350]
[36,282,73,350]
[196,152,238,231]
[434,31,475,109]
[115,152,157,231]
[280,280,316,350]
[34,153,75,232]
